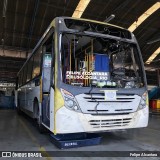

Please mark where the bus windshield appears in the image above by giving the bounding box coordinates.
[61,33,144,88]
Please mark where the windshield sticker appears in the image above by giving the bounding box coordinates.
[66,71,110,80]
[44,54,51,67]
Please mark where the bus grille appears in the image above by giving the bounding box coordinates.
[87,109,132,114]
[89,118,132,128]
[84,93,135,102]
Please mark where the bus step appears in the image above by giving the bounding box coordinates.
[50,133,102,149]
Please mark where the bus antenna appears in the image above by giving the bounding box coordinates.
[104,14,115,23]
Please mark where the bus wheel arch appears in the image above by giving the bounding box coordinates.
[33,97,46,133]
[33,97,39,118]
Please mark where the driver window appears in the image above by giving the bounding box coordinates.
[42,33,54,92]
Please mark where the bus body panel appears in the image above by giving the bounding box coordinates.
[18,87,26,109]
[18,82,41,117]
[49,87,55,131]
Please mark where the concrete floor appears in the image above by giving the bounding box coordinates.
[0,109,160,160]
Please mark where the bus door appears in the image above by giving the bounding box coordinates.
[41,53,52,127]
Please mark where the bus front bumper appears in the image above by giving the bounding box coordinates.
[55,106,149,134]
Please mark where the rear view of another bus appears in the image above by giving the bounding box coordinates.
[55,17,149,134]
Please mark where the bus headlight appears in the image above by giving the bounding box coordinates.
[65,97,74,108]
[61,89,81,112]
[138,92,148,110]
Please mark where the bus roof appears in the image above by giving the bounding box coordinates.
[55,16,126,30]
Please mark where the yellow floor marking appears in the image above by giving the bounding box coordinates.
[39,147,52,160]
[19,119,52,160]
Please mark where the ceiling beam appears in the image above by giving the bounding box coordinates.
[0,55,26,62]
[128,2,160,32]
[38,0,50,35]
[145,47,160,64]
[0,28,40,39]
[27,0,39,53]
[20,0,30,49]
[40,1,75,13]
[0,45,30,52]
[72,0,90,18]
[0,68,19,72]
[12,0,19,46]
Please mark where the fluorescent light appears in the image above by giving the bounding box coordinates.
[128,2,160,32]
[146,47,160,64]
[72,0,90,18]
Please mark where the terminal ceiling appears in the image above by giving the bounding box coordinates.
[0,0,159,84]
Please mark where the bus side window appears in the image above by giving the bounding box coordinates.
[32,48,42,79]
[27,57,34,82]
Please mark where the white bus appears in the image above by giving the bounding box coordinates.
[16,17,149,134]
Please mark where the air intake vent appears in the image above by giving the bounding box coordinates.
[89,118,132,128]
[87,110,108,112]
[115,109,132,111]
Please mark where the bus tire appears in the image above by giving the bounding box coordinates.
[34,100,46,133]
